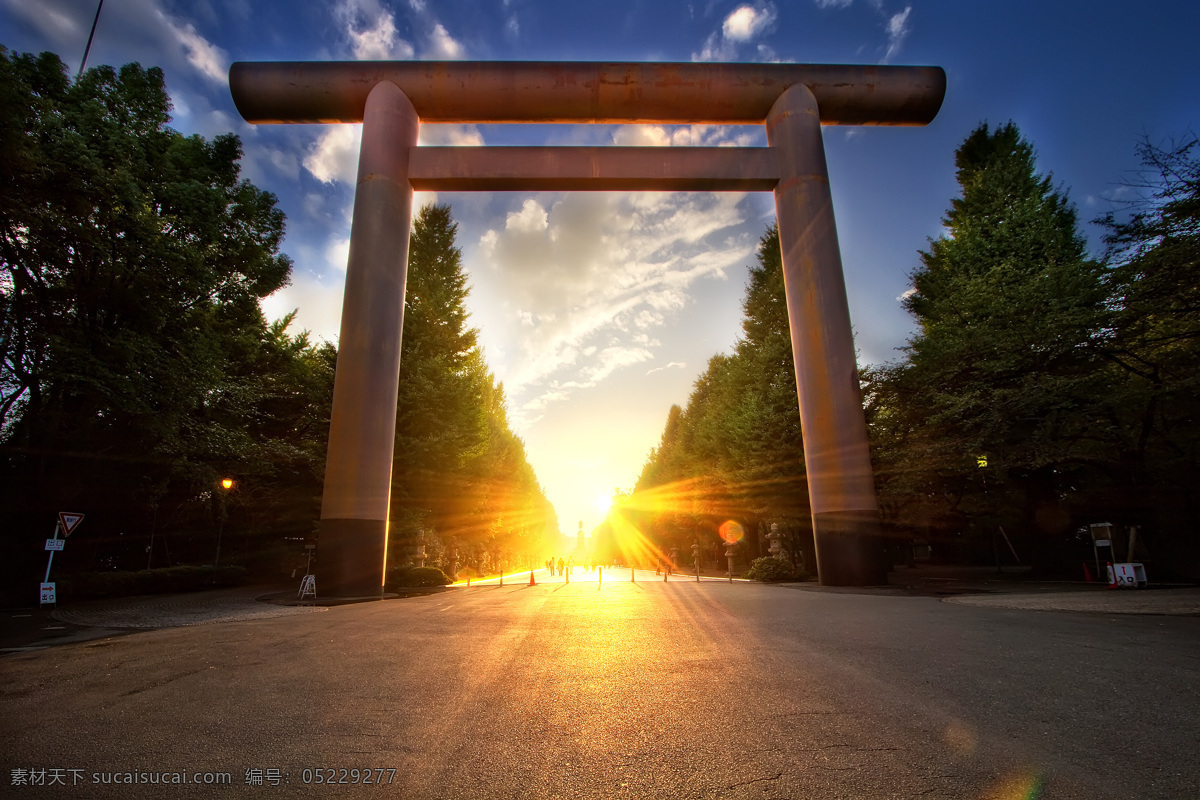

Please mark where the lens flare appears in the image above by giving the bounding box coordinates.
[718,520,744,544]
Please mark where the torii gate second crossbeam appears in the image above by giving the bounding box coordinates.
[230,61,946,595]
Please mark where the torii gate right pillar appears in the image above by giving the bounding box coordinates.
[767,82,888,586]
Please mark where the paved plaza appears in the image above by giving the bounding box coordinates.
[2,569,1198,799]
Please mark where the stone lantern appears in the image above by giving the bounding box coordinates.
[413,529,426,568]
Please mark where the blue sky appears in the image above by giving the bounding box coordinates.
[2,0,1196,534]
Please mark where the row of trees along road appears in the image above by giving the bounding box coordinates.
[0,50,556,600]
[627,122,1200,579]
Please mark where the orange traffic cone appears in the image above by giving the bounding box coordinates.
[529,570,535,586]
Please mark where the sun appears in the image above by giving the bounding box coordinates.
[593,493,612,515]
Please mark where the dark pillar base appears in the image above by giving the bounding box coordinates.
[812,510,888,587]
[318,518,387,597]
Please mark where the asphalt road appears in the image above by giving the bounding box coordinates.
[2,571,1198,799]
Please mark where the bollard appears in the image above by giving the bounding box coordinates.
[467,576,471,587]
[598,566,602,588]
[499,572,503,587]
[631,566,635,583]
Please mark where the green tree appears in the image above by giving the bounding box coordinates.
[631,224,813,571]
[1094,134,1200,572]
[867,122,1108,566]
[0,50,327,592]
[389,204,555,575]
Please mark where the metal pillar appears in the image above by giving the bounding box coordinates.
[766,82,887,586]
[318,81,418,596]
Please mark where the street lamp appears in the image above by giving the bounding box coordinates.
[215,478,234,567]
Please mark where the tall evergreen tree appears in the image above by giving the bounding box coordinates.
[389,204,554,575]
[868,122,1108,565]
[630,224,813,570]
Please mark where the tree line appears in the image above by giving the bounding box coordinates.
[626,122,1200,579]
[0,49,555,599]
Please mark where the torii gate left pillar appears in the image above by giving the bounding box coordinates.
[230,61,945,595]
[317,82,418,597]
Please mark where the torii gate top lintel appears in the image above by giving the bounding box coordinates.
[229,61,945,127]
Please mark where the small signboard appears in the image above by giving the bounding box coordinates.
[40,582,56,604]
[45,538,65,551]
[58,512,84,537]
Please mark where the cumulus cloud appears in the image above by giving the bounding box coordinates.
[882,6,912,63]
[418,125,485,146]
[335,0,415,60]
[611,124,758,148]
[158,11,228,83]
[423,22,466,59]
[2,0,228,84]
[260,273,346,346]
[477,191,755,425]
[303,125,363,184]
[1,0,81,43]
[723,4,777,41]
[693,2,778,62]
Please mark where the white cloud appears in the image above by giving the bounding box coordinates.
[157,11,228,84]
[813,0,853,8]
[242,141,301,183]
[611,124,756,148]
[506,199,551,233]
[693,3,777,61]
[477,191,755,426]
[303,125,363,184]
[646,361,687,376]
[723,4,777,42]
[3,0,231,86]
[326,237,352,273]
[423,22,466,59]
[260,273,346,346]
[1,0,80,42]
[882,6,912,64]
[418,125,485,146]
[335,0,415,60]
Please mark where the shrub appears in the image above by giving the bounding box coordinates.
[743,556,807,583]
[385,565,451,589]
[56,565,248,601]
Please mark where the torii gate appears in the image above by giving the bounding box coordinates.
[230,61,945,595]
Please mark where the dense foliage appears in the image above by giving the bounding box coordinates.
[866,124,1200,575]
[0,50,555,599]
[389,204,559,577]
[632,122,1200,578]
[603,225,814,574]
[0,50,335,596]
